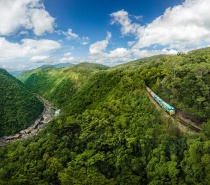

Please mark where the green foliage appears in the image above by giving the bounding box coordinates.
[128,50,210,121]
[0,48,210,184]
[19,63,109,106]
[0,68,43,136]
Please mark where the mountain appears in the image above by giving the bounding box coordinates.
[0,48,210,184]
[37,62,74,69]
[7,63,74,77]
[0,68,44,137]
[18,62,110,105]
[8,70,25,77]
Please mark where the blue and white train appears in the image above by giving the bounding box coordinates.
[147,87,176,115]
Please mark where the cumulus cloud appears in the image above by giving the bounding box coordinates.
[1,64,27,71]
[30,55,50,63]
[133,15,143,21]
[30,8,54,36]
[64,52,72,57]
[56,29,90,45]
[59,57,75,63]
[89,32,133,65]
[89,32,111,55]
[19,31,29,35]
[108,48,131,59]
[127,41,135,47]
[21,39,61,55]
[110,10,142,36]
[89,47,132,66]
[80,37,90,45]
[132,48,177,59]
[0,37,61,62]
[59,52,75,63]
[62,29,79,40]
[88,31,179,65]
[111,0,210,51]
[0,0,55,36]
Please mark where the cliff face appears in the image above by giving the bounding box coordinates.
[0,68,44,137]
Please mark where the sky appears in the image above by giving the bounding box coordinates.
[0,0,210,71]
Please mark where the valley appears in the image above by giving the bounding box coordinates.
[0,48,209,185]
[0,95,58,148]
[1,0,210,184]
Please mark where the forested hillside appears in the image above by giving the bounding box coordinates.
[0,68,44,137]
[18,63,110,105]
[117,49,210,121]
[0,48,210,184]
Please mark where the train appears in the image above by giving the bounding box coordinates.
[146,86,176,115]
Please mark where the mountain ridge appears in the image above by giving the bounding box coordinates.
[0,47,210,184]
[0,68,44,137]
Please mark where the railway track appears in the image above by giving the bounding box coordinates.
[146,89,201,133]
[172,115,201,132]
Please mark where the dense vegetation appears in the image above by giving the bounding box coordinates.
[0,68,44,137]
[18,63,110,105]
[117,49,210,121]
[0,48,210,184]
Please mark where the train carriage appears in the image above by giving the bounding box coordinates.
[147,87,175,115]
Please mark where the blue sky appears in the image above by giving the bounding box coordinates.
[0,0,210,70]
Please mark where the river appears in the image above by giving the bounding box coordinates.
[0,95,60,148]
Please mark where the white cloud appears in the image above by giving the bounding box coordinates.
[133,15,143,21]
[17,64,27,70]
[30,8,54,36]
[127,41,135,47]
[111,0,210,51]
[0,37,61,62]
[19,31,29,35]
[89,46,177,66]
[110,10,141,36]
[1,64,26,71]
[65,29,79,40]
[21,39,61,56]
[0,0,55,36]
[89,32,111,55]
[56,29,90,45]
[64,52,72,57]
[80,36,90,45]
[59,57,75,63]
[134,0,210,50]
[89,32,133,65]
[132,48,177,59]
[88,31,179,65]
[109,48,131,59]
[30,55,49,63]
[89,47,132,66]
[1,64,27,71]
[59,52,75,63]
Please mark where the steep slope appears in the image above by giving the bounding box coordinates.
[116,49,210,121]
[37,62,74,69]
[18,62,110,105]
[0,48,210,184]
[0,68,44,137]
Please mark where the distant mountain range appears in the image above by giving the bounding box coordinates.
[37,62,74,69]
[8,63,74,77]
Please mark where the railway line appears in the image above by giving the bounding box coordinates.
[171,115,201,132]
[146,87,201,133]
